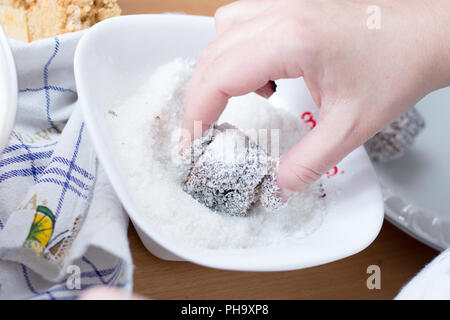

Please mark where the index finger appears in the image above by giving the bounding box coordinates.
[181,18,304,142]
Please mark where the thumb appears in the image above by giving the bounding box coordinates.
[276,110,363,199]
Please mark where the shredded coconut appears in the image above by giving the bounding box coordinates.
[182,123,283,216]
[106,58,326,249]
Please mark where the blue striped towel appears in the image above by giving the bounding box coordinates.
[0,31,132,299]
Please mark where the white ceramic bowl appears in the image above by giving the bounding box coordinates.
[0,26,17,153]
[75,14,384,271]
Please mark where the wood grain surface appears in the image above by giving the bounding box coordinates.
[118,0,439,299]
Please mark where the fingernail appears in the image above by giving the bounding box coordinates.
[269,80,277,93]
[178,132,191,155]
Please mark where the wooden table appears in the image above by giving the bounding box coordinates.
[118,0,439,300]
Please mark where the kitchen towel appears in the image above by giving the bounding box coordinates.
[0,31,132,299]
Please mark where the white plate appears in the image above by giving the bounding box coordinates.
[74,14,384,271]
[374,87,450,251]
[0,26,17,153]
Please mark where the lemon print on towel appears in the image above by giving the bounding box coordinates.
[23,205,55,255]
[23,205,82,262]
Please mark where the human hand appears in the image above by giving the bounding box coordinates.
[181,0,450,199]
[79,286,147,300]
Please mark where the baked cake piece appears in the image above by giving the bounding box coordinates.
[26,0,121,41]
[365,108,425,162]
[0,0,120,42]
[0,3,28,41]
[183,123,283,216]
[0,0,20,6]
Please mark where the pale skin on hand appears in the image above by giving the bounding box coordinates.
[181,0,450,200]
[79,286,147,300]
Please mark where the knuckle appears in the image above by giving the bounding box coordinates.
[214,2,240,34]
[214,1,239,23]
[289,163,322,186]
[197,60,219,89]
[318,107,366,160]
[328,105,365,143]
[277,17,305,40]
[214,5,229,24]
[275,16,320,55]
